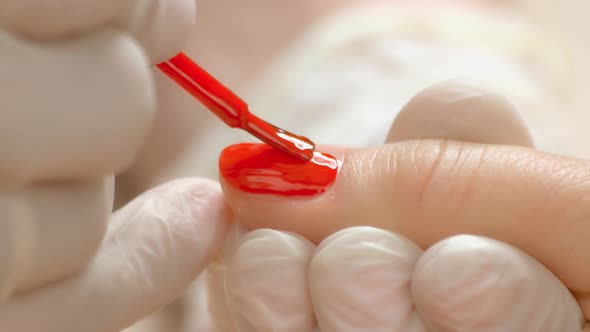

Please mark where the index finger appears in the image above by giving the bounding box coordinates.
[218,81,590,296]
[220,140,590,294]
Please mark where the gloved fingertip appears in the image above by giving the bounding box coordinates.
[174,177,232,228]
[310,227,424,331]
[412,235,584,332]
[220,229,316,331]
[125,0,198,64]
[136,177,233,270]
[411,235,515,325]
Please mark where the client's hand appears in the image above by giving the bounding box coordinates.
[210,80,588,331]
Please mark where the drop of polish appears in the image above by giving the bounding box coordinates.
[244,116,315,161]
[219,143,339,197]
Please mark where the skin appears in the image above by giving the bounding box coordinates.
[219,80,590,324]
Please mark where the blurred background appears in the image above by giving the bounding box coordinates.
[120,1,590,330]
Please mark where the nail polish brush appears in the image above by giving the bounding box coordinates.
[156,52,315,161]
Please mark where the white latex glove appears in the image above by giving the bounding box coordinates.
[0,1,233,331]
[206,226,316,331]
[205,226,583,331]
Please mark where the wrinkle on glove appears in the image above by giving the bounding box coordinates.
[412,235,585,332]
[309,227,426,332]
[207,227,316,332]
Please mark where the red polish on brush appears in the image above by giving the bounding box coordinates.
[157,52,314,160]
[157,52,338,196]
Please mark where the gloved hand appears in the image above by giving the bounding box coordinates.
[1,179,231,332]
[0,1,233,331]
[205,226,582,331]
[209,80,588,331]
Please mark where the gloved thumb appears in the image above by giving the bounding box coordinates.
[207,227,317,331]
[412,235,584,331]
[0,178,231,332]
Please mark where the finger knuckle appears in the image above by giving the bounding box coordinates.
[398,139,490,212]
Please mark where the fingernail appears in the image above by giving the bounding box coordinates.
[218,143,339,197]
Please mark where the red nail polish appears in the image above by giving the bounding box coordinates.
[219,143,339,196]
[157,53,315,161]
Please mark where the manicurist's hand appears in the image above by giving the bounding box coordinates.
[211,80,588,331]
[0,1,233,331]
